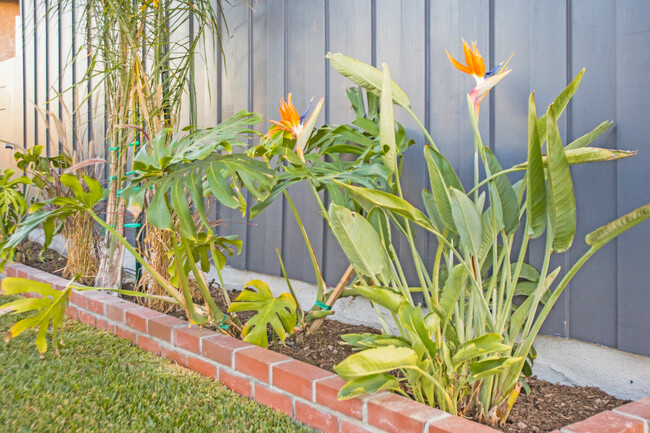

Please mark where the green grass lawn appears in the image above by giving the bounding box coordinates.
[0,295,316,433]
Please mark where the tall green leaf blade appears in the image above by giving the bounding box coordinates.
[424,146,463,233]
[546,106,576,252]
[527,93,547,238]
[537,68,585,140]
[379,64,397,175]
[565,120,613,150]
[171,180,198,239]
[205,164,240,209]
[147,184,174,231]
[328,204,393,284]
[586,203,650,248]
[326,52,411,109]
[483,148,520,235]
[449,188,482,257]
[188,168,210,231]
[438,264,466,324]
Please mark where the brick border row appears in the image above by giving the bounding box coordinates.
[4,262,649,433]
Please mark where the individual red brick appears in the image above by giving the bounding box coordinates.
[15,266,29,278]
[137,335,160,355]
[115,325,136,344]
[295,401,339,433]
[615,398,650,423]
[202,335,253,367]
[42,275,71,291]
[173,326,218,353]
[219,369,252,398]
[70,290,86,307]
[28,270,54,284]
[315,375,363,420]
[4,263,19,277]
[368,393,448,433]
[254,384,293,416]
[148,315,186,343]
[272,359,334,400]
[125,307,165,333]
[78,311,96,327]
[188,356,217,379]
[65,305,79,320]
[105,300,141,323]
[95,318,115,333]
[429,415,500,433]
[236,347,292,383]
[563,410,644,433]
[161,346,188,367]
[86,294,117,316]
[341,420,375,433]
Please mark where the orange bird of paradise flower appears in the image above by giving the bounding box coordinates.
[446,39,513,116]
[266,93,324,161]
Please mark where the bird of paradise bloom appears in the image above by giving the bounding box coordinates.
[446,39,513,116]
[266,93,324,162]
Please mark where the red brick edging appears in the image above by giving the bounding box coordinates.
[4,262,649,433]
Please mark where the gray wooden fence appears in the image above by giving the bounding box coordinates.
[15,0,650,356]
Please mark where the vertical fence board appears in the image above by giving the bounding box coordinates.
[567,0,618,348]
[323,0,372,286]
[23,0,35,152]
[616,0,650,357]
[281,0,326,284]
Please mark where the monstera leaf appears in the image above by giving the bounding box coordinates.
[228,280,297,348]
[1,277,73,354]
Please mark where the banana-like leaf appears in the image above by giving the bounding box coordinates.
[526,93,547,239]
[469,356,523,380]
[326,52,411,109]
[438,264,466,327]
[452,333,511,367]
[228,280,297,349]
[338,373,401,400]
[335,181,438,235]
[515,147,636,169]
[421,189,444,232]
[342,285,406,314]
[449,188,482,257]
[328,204,393,284]
[1,277,72,353]
[483,148,520,235]
[379,64,398,175]
[341,333,412,350]
[334,345,419,379]
[424,146,464,233]
[537,68,585,140]
[545,106,576,252]
[565,120,613,150]
[586,203,650,248]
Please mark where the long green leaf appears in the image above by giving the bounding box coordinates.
[326,52,411,109]
[329,204,392,284]
[483,148,519,235]
[565,120,613,150]
[424,146,463,233]
[379,64,398,175]
[546,106,576,252]
[527,93,547,238]
[334,346,419,379]
[537,68,585,140]
[586,203,650,248]
[449,188,482,257]
[338,373,401,400]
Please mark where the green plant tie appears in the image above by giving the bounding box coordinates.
[314,300,332,311]
[124,223,141,228]
[116,189,123,197]
[108,176,117,181]
[129,141,139,146]
[108,146,120,152]
[217,316,229,330]
[126,171,135,176]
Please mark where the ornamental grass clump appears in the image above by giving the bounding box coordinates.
[325,45,649,425]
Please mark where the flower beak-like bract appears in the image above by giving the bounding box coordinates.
[446,39,512,116]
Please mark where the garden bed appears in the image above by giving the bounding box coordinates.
[10,246,649,433]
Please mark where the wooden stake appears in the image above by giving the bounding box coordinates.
[307,264,355,335]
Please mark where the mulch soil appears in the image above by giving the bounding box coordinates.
[15,241,632,433]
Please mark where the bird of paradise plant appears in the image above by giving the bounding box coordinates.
[325,46,649,426]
